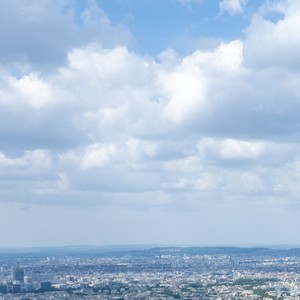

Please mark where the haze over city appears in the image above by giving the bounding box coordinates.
[1,0,300,248]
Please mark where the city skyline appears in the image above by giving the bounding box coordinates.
[1,0,300,247]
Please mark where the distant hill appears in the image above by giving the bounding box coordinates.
[1,245,300,258]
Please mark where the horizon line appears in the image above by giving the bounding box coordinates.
[1,243,300,251]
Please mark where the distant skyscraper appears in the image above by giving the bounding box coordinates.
[11,267,24,283]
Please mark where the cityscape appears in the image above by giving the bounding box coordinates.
[2,0,300,299]
[1,246,300,299]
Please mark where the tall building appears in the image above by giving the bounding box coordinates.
[40,281,52,292]
[0,284,7,294]
[11,267,24,283]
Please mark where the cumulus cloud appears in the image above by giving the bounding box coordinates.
[1,0,300,218]
[160,40,243,125]
[8,73,52,109]
[244,0,300,69]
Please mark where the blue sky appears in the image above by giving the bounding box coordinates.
[1,0,300,248]
[94,0,261,54]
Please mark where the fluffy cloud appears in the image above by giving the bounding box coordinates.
[1,0,300,217]
[161,40,243,125]
[244,0,300,69]
[8,73,52,109]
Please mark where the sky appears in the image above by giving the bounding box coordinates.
[1,0,300,248]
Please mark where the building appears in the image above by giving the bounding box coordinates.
[11,267,24,283]
[12,284,21,294]
[0,284,7,294]
[40,281,52,292]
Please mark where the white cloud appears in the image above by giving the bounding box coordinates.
[126,138,158,160]
[163,156,203,173]
[197,138,298,166]
[193,173,223,191]
[1,29,300,209]
[219,0,247,15]
[161,40,243,125]
[162,65,207,124]
[1,26,299,206]
[244,0,300,69]
[80,143,117,170]
[197,138,266,160]
[2,0,300,247]
[8,73,52,109]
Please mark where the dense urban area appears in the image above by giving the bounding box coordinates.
[1,246,300,299]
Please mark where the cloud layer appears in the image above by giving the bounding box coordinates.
[1,0,300,246]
